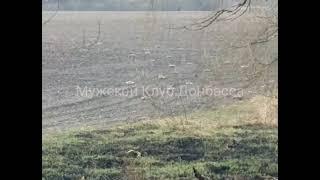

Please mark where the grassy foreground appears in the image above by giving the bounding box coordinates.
[42,96,278,180]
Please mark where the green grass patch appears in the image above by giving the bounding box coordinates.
[43,97,278,179]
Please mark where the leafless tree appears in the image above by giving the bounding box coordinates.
[181,0,278,97]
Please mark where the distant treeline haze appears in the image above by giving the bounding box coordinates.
[42,0,272,11]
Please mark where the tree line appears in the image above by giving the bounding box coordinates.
[42,0,244,11]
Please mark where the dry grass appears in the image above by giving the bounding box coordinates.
[116,95,278,137]
[249,95,278,127]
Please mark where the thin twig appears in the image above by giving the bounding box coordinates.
[86,20,102,48]
[170,0,251,31]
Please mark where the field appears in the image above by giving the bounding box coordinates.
[42,11,277,133]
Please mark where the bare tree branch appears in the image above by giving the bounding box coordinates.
[171,0,252,31]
